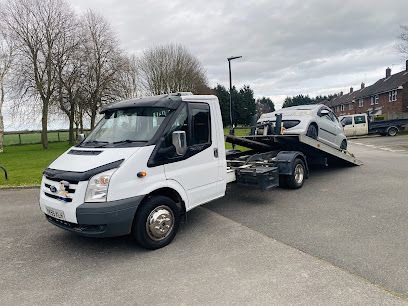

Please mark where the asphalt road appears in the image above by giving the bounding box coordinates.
[208,134,408,298]
[1,135,408,305]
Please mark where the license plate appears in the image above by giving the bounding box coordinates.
[45,206,65,220]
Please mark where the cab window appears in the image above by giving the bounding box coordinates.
[190,103,211,145]
[164,105,189,148]
[354,115,366,124]
[341,116,353,126]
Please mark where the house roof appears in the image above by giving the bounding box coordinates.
[325,69,408,107]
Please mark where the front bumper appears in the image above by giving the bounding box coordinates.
[45,195,144,237]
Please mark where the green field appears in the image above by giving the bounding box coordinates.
[0,142,71,187]
[224,128,250,151]
[4,131,70,146]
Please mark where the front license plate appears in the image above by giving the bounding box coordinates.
[45,206,65,221]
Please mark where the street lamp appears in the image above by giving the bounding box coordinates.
[227,56,242,137]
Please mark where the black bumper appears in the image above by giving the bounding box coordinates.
[46,195,144,237]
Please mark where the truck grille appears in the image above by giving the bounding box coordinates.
[42,179,77,202]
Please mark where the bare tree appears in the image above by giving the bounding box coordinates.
[113,54,140,99]
[2,0,75,149]
[53,10,83,144]
[138,44,208,95]
[81,10,125,128]
[399,25,408,57]
[0,33,15,153]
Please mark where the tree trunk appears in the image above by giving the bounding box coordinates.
[41,102,49,149]
[0,113,4,154]
[90,104,97,129]
[0,84,5,153]
[68,109,75,145]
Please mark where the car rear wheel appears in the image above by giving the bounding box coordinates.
[340,139,347,150]
[306,124,318,139]
[132,195,180,250]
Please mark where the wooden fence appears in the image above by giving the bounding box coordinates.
[3,129,90,146]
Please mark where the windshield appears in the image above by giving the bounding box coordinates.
[79,107,171,148]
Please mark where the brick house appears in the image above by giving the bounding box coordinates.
[325,60,408,120]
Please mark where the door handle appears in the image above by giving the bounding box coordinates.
[214,148,219,158]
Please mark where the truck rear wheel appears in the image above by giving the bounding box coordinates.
[387,127,398,136]
[132,195,180,250]
[284,158,306,189]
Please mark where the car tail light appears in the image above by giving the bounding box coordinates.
[282,120,300,129]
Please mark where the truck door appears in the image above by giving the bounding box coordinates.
[340,116,354,137]
[353,115,368,136]
[163,102,221,209]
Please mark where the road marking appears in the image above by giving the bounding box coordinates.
[349,141,406,153]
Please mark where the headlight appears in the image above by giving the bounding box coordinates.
[85,169,116,203]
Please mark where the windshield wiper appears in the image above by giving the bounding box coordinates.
[112,139,148,145]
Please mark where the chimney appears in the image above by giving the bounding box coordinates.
[406,60,408,71]
[361,82,365,89]
[350,87,353,93]
[386,67,391,78]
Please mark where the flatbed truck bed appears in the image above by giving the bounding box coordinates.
[225,133,362,166]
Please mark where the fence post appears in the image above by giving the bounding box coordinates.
[18,133,21,145]
[58,132,60,142]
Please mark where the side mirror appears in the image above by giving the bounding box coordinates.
[77,133,85,143]
[172,131,187,156]
[320,109,330,116]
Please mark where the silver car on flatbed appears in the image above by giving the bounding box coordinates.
[257,104,348,150]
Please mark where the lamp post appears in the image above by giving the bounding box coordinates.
[227,56,242,138]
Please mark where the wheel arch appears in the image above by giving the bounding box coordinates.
[275,151,309,178]
[306,121,319,138]
[136,181,188,218]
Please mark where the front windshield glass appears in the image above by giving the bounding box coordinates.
[80,107,171,148]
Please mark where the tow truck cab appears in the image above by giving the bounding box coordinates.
[39,94,227,249]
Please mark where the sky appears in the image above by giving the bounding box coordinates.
[4,0,408,130]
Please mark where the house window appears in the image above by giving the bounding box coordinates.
[348,104,353,110]
[340,105,345,112]
[374,95,379,105]
[389,92,392,102]
[371,96,374,105]
[358,99,364,107]
[392,90,397,101]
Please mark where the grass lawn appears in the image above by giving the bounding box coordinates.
[224,128,250,151]
[0,142,71,188]
[4,131,70,146]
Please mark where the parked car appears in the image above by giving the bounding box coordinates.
[257,104,348,150]
[339,113,408,137]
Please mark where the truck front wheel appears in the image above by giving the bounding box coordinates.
[132,195,180,250]
[284,158,306,189]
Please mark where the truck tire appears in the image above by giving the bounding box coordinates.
[387,127,398,136]
[306,124,318,139]
[284,158,306,189]
[132,195,180,250]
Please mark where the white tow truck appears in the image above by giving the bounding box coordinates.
[40,94,361,249]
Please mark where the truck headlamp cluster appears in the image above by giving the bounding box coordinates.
[85,169,116,202]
